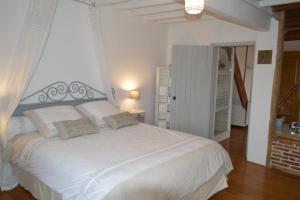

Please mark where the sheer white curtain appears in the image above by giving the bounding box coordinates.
[0,0,59,190]
[89,7,117,104]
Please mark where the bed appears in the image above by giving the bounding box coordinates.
[5,82,233,200]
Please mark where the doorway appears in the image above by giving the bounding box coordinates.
[168,44,255,143]
[231,46,255,129]
[211,45,255,143]
[230,45,255,157]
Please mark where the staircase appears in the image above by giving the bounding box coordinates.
[277,81,300,112]
[234,53,248,110]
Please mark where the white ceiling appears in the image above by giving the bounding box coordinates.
[95,0,215,24]
[71,0,213,25]
[94,0,300,25]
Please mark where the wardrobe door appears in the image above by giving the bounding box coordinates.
[170,45,214,138]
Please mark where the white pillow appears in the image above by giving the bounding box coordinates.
[76,100,120,128]
[24,105,83,138]
[6,116,37,141]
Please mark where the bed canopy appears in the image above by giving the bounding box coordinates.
[0,0,111,190]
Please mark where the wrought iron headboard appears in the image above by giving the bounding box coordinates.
[13,81,107,116]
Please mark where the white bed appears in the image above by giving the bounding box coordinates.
[7,123,233,200]
[4,83,232,200]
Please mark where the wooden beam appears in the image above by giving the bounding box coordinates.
[272,2,300,11]
[266,11,285,167]
[145,11,214,21]
[157,17,191,24]
[204,0,272,31]
[95,0,129,7]
[261,0,300,7]
[108,0,175,10]
[285,10,300,30]
[97,0,271,29]
[158,15,215,23]
[285,30,300,41]
[234,53,248,110]
[144,10,185,20]
[128,4,183,16]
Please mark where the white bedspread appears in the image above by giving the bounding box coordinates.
[8,124,233,200]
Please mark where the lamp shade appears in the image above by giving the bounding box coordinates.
[129,90,140,99]
[185,0,204,15]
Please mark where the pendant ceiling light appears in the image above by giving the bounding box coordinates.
[185,0,204,15]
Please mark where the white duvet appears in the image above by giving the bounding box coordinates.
[8,124,233,200]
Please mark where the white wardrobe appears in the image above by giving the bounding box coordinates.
[156,45,234,141]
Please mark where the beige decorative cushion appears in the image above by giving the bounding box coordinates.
[53,118,98,140]
[76,100,120,128]
[24,105,83,138]
[103,112,139,129]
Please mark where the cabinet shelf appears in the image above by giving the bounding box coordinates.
[155,67,172,129]
[213,47,234,139]
[216,105,229,112]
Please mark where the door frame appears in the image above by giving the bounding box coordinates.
[210,42,256,143]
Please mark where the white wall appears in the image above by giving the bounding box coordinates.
[1,0,168,124]
[167,19,278,165]
[284,40,300,51]
[24,0,106,99]
[99,7,168,124]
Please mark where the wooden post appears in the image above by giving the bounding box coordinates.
[266,11,285,167]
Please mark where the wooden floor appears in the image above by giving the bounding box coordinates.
[1,126,300,200]
[211,126,300,200]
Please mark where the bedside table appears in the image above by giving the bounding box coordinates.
[128,109,145,123]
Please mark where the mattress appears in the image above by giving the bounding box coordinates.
[8,123,233,200]
[12,164,228,200]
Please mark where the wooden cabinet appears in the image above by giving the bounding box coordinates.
[278,52,300,124]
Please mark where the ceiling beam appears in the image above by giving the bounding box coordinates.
[203,0,272,31]
[285,9,300,30]
[272,2,300,11]
[144,10,185,20]
[260,0,300,7]
[145,10,214,21]
[95,0,129,7]
[107,0,175,10]
[157,17,194,24]
[96,0,272,29]
[157,14,214,24]
[128,3,184,16]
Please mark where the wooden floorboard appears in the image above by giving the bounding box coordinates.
[211,126,300,200]
[1,126,300,200]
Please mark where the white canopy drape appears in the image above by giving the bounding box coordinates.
[0,0,59,190]
[89,6,117,104]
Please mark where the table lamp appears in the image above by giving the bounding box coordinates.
[128,90,140,111]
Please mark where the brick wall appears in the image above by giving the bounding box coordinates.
[270,138,300,176]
